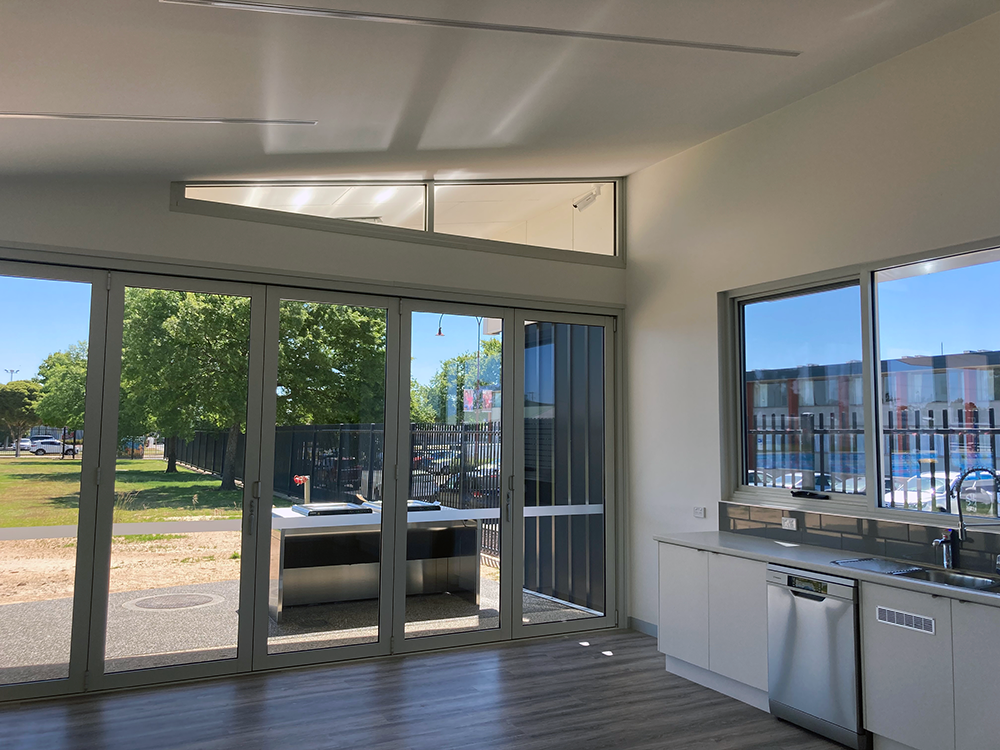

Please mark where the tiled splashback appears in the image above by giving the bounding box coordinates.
[720,502,1000,575]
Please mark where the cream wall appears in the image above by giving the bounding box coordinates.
[626,12,1000,628]
[494,189,615,255]
[0,179,624,309]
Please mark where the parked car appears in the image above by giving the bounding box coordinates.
[434,471,500,509]
[32,439,77,456]
[425,449,461,474]
[408,469,439,499]
[883,470,995,514]
[19,435,54,451]
[746,470,775,486]
[771,472,837,491]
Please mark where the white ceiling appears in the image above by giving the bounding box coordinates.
[2,1,998,180]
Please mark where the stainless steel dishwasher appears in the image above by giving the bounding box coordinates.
[766,564,870,750]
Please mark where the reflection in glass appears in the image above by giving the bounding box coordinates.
[742,286,867,496]
[434,183,615,255]
[186,184,426,231]
[105,288,250,673]
[878,250,1000,515]
[523,321,606,625]
[0,275,91,685]
[267,301,387,654]
[405,312,502,638]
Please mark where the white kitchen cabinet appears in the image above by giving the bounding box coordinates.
[657,544,767,691]
[707,553,768,691]
[952,599,1000,750]
[861,582,954,750]
[658,543,709,669]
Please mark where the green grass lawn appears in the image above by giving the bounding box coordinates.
[0,458,251,527]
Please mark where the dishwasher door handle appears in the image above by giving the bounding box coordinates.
[790,590,827,603]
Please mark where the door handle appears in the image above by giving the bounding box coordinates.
[505,491,511,523]
[246,481,260,536]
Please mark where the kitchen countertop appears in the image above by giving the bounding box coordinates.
[656,531,1000,608]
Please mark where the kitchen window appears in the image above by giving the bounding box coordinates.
[741,284,867,497]
[729,243,1000,520]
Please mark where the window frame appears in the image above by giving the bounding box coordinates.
[721,235,1000,524]
[171,178,625,269]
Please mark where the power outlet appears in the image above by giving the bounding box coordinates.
[781,517,798,531]
[693,506,707,519]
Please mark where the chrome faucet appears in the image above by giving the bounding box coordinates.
[936,467,1000,569]
[950,467,1000,542]
[933,530,956,569]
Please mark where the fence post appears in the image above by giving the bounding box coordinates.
[942,409,951,513]
[459,423,468,509]
[801,413,815,489]
[367,424,375,500]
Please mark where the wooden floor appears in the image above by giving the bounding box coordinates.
[0,630,842,750]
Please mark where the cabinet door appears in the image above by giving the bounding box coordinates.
[861,582,954,750]
[658,544,709,669]
[708,553,768,691]
[952,599,1000,750]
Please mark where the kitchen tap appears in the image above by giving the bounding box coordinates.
[938,467,1000,568]
[933,530,956,568]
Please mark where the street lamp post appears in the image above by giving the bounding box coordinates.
[4,368,19,382]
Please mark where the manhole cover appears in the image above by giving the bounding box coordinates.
[124,593,224,611]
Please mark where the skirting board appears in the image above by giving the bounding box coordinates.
[664,655,769,712]
[629,617,657,637]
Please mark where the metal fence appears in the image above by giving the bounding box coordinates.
[747,407,1000,513]
[747,411,865,490]
[176,422,503,555]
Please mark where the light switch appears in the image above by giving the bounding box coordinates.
[693,506,707,519]
[781,517,798,531]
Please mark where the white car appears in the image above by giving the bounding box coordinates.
[883,471,994,513]
[19,435,54,451]
[31,439,77,456]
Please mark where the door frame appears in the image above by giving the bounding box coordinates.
[0,258,623,700]
[250,286,402,671]
[391,300,515,653]
[511,309,618,639]
[85,272,265,692]
[0,261,109,702]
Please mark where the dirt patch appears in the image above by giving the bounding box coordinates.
[0,533,243,605]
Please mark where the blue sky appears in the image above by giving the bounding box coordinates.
[0,278,500,387]
[0,277,92,381]
[4,260,995,383]
[744,260,1000,371]
[410,311,501,385]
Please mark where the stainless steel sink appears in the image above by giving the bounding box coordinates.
[894,568,1000,590]
[833,557,1000,592]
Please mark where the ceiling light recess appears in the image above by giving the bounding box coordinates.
[0,112,316,125]
[160,0,801,58]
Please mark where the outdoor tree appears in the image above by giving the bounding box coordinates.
[277,302,387,426]
[0,380,43,458]
[409,378,437,423]
[121,288,251,490]
[36,343,88,432]
[422,336,502,423]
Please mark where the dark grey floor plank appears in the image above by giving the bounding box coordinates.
[0,630,843,750]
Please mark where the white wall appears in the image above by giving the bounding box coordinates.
[0,179,624,308]
[626,12,1000,627]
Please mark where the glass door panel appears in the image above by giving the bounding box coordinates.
[103,285,253,673]
[403,311,504,639]
[264,297,389,655]
[521,319,607,626]
[0,271,98,687]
